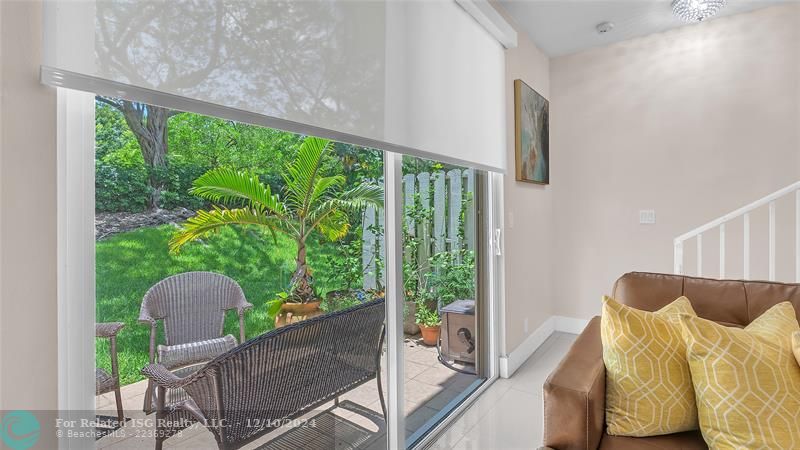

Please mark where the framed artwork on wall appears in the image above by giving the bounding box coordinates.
[514,79,549,184]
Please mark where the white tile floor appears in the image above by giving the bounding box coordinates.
[429,332,576,450]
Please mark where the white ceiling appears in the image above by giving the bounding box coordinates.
[497,0,792,57]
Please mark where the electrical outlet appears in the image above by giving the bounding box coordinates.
[524,318,529,334]
[639,209,656,225]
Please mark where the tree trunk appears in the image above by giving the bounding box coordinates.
[291,239,315,302]
[117,101,171,211]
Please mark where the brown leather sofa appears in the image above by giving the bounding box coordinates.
[541,271,800,450]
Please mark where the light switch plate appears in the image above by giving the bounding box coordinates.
[639,209,656,224]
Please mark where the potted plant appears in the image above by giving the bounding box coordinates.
[415,301,441,346]
[170,136,383,324]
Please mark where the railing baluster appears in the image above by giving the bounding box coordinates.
[769,201,776,281]
[719,223,726,279]
[674,240,684,275]
[796,190,800,282]
[697,234,703,277]
[674,182,800,283]
[743,213,750,279]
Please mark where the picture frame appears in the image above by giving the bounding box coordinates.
[514,79,550,184]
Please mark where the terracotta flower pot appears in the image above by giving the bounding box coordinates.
[418,323,441,346]
[275,301,322,328]
[280,301,321,314]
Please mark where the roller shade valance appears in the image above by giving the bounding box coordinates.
[43,0,509,172]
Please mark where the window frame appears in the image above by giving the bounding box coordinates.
[57,89,503,450]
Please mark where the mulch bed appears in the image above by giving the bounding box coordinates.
[95,208,195,240]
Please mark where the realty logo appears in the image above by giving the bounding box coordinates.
[0,411,40,450]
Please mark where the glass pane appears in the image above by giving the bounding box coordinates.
[400,156,486,446]
[94,96,388,448]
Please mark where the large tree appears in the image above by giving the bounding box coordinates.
[97,98,181,210]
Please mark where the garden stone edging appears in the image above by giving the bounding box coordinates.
[95,208,195,240]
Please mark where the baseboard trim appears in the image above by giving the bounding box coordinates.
[499,315,589,378]
[552,315,590,335]
[499,317,555,378]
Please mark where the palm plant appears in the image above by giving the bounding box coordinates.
[170,136,384,303]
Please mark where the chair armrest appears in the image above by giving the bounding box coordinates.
[543,316,605,450]
[233,299,254,343]
[236,301,254,316]
[141,364,192,390]
[138,310,157,326]
[96,322,125,338]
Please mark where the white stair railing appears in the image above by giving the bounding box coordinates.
[674,181,800,281]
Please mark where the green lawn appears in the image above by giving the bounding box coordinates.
[96,224,342,385]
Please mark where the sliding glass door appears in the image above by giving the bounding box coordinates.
[84,94,497,450]
[399,156,490,447]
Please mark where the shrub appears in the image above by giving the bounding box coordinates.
[319,232,365,292]
[95,150,213,212]
[95,149,149,212]
[427,250,476,306]
[158,156,211,211]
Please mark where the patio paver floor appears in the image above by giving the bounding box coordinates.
[96,336,479,449]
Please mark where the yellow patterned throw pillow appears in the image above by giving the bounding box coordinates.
[680,302,800,450]
[601,296,698,437]
[793,331,800,367]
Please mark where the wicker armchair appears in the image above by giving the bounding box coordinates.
[96,322,126,424]
[139,272,253,413]
[142,298,386,450]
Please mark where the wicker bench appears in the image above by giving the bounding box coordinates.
[142,298,386,450]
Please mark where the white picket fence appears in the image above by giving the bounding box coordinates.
[362,169,476,290]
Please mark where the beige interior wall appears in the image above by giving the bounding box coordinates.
[494,4,554,355]
[549,4,800,320]
[1,0,795,420]
[0,1,59,444]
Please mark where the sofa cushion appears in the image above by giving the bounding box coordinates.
[612,272,800,327]
[744,280,800,324]
[601,296,698,437]
[680,302,800,449]
[157,334,237,369]
[612,272,749,327]
[682,277,748,327]
[610,272,684,313]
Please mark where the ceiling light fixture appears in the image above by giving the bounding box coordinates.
[671,0,727,22]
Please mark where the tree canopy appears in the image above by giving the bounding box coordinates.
[95,99,384,213]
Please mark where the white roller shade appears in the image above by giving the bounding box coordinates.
[42,0,509,172]
[385,0,506,172]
